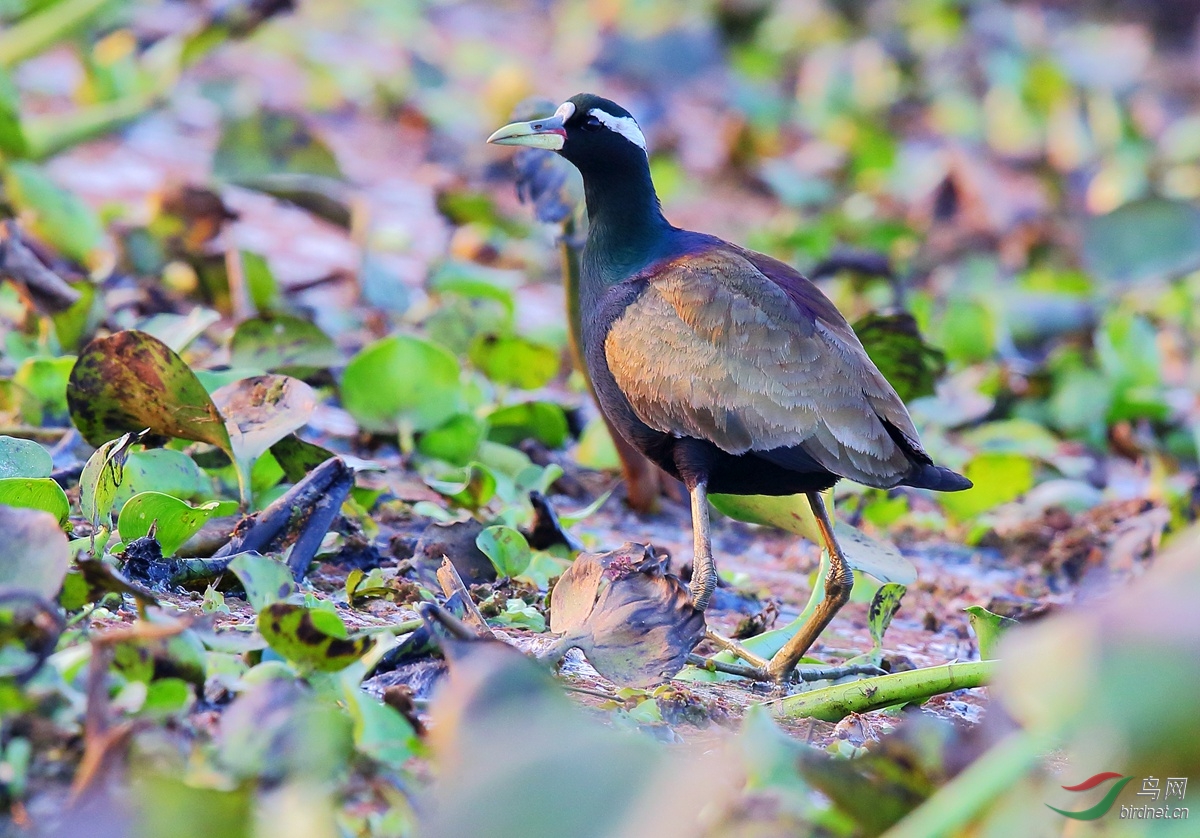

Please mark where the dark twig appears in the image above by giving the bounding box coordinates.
[0,220,81,313]
[211,456,353,580]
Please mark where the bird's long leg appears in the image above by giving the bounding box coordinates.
[764,491,854,683]
[688,480,717,611]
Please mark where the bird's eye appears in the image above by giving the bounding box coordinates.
[581,115,603,132]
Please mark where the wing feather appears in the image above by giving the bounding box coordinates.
[604,246,923,487]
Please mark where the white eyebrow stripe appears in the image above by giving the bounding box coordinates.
[588,107,646,151]
[553,101,576,122]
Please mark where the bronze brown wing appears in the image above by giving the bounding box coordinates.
[603,245,931,489]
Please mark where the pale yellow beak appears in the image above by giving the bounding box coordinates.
[486,113,567,150]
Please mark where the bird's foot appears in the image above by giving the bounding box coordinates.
[703,628,770,669]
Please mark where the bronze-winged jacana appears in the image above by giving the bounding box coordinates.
[488,94,970,683]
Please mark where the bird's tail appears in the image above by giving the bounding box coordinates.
[902,463,972,492]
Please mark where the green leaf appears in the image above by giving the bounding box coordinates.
[0,506,69,599]
[476,525,532,578]
[139,678,194,718]
[138,308,222,355]
[12,356,74,425]
[239,251,280,314]
[2,161,107,269]
[49,280,101,352]
[67,330,232,452]
[212,111,342,183]
[867,583,906,651]
[853,312,946,402]
[228,552,295,611]
[427,462,496,510]
[709,492,916,584]
[940,298,995,366]
[229,314,340,372]
[939,453,1035,519]
[1083,197,1200,285]
[574,416,621,471]
[0,68,28,157]
[964,605,1017,660]
[79,431,142,527]
[110,448,212,508]
[417,413,486,466]
[342,335,463,434]
[0,436,51,479]
[341,678,418,768]
[257,603,369,672]
[0,477,70,526]
[269,435,335,483]
[468,334,560,389]
[487,401,569,448]
[116,492,221,556]
[211,374,316,476]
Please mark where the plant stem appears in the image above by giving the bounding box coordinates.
[0,0,116,69]
[769,659,995,722]
[880,727,1055,838]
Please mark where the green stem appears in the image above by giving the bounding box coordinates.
[0,0,116,69]
[357,619,423,637]
[770,659,995,722]
[880,727,1055,838]
[23,92,159,160]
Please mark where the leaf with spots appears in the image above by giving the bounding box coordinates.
[229,314,340,373]
[79,430,143,528]
[211,374,316,476]
[66,330,232,452]
[257,603,370,672]
[228,552,296,612]
[0,436,51,479]
[852,312,946,402]
[867,583,906,652]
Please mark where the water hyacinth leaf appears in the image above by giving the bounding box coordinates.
[340,677,418,768]
[138,308,222,355]
[211,374,316,471]
[710,492,917,584]
[110,448,212,508]
[868,583,906,650]
[269,435,335,483]
[939,453,1035,519]
[229,314,340,372]
[67,330,232,452]
[212,110,343,183]
[418,413,486,466]
[13,356,74,425]
[487,401,569,448]
[79,431,142,527]
[228,552,295,612]
[574,416,621,471]
[2,161,108,270]
[546,544,706,688]
[964,605,1017,660]
[853,312,946,402]
[116,492,222,556]
[0,478,70,526]
[257,603,369,672]
[427,463,496,510]
[476,525,532,578]
[0,506,69,599]
[1082,197,1200,285]
[341,335,463,434]
[0,436,51,479]
[239,251,280,314]
[50,280,101,352]
[468,334,560,390]
[0,68,27,157]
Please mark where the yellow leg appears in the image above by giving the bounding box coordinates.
[765,491,854,683]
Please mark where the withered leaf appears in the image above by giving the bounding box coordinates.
[548,543,705,688]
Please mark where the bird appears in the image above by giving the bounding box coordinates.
[488,94,971,683]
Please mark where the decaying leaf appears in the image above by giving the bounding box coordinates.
[211,374,316,470]
[66,330,232,451]
[257,603,370,672]
[545,543,705,688]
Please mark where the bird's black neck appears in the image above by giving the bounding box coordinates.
[579,157,674,287]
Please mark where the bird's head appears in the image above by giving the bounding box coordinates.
[487,93,647,172]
